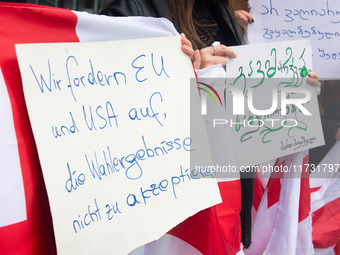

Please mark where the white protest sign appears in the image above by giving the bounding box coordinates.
[15,36,221,255]
[205,39,324,168]
[247,0,340,79]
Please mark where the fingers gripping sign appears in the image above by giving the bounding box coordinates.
[200,44,238,68]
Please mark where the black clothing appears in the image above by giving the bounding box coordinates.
[100,0,161,18]
[100,0,243,47]
[203,0,243,46]
[240,172,255,249]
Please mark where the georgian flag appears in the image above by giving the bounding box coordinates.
[245,151,314,255]
[310,140,340,255]
[0,3,243,255]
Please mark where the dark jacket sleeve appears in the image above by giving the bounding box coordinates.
[100,0,158,17]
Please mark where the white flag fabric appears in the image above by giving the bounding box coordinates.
[310,140,340,255]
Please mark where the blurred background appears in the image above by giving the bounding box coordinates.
[24,0,250,16]
[25,0,113,14]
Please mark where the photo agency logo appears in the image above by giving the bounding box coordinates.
[189,76,318,179]
[197,81,223,111]
[195,78,312,128]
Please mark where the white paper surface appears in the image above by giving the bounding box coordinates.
[247,0,340,79]
[206,39,324,167]
[15,36,221,255]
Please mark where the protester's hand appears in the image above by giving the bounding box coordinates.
[181,33,201,69]
[181,34,237,69]
[307,71,321,95]
[235,10,254,26]
[336,127,340,140]
[199,44,237,69]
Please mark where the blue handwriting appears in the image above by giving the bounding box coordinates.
[30,59,62,93]
[261,0,340,23]
[126,166,192,208]
[82,100,119,131]
[84,135,193,182]
[105,202,121,220]
[52,111,79,138]
[128,92,166,127]
[263,26,340,40]
[283,1,340,23]
[318,47,340,60]
[72,198,101,233]
[64,163,86,193]
[30,52,170,102]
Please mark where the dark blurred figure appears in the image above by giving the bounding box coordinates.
[0,0,27,2]
[0,0,27,3]
[310,81,340,166]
